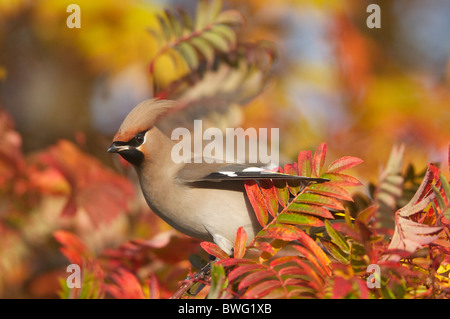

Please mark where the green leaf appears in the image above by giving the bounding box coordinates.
[286,202,334,219]
[164,9,182,38]
[296,193,345,211]
[321,239,350,263]
[175,42,199,70]
[216,10,245,27]
[277,212,324,227]
[312,143,327,177]
[356,205,377,225]
[195,0,209,30]
[208,263,228,299]
[257,223,302,241]
[201,30,230,52]
[298,151,312,177]
[211,24,237,47]
[324,220,350,253]
[190,36,215,66]
[207,0,223,23]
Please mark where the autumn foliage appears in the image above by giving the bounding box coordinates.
[1,0,450,299]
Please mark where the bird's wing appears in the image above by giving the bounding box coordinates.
[176,162,328,183]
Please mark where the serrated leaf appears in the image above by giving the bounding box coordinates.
[156,14,171,42]
[298,151,312,177]
[201,30,230,52]
[216,10,245,27]
[175,42,199,70]
[320,172,363,186]
[195,0,209,30]
[356,205,377,225]
[324,220,350,253]
[245,181,269,227]
[296,193,345,211]
[259,179,278,217]
[211,24,237,47]
[164,9,182,38]
[190,36,215,66]
[207,0,223,23]
[272,175,289,207]
[177,7,193,33]
[208,263,227,299]
[238,270,275,291]
[234,227,247,259]
[312,143,327,177]
[308,182,353,201]
[227,263,265,281]
[200,242,229,260]
[284,163,300,195]
[295,231,331,276]
[277,212,324,227]
[327,156,363,173]
[257,223,302,241]
[286,202,334,219]
[243,280,281,299]
[321,239,350,263]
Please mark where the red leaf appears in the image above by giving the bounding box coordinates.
[259,180,278,217]
[257,224,302,241]
[295,230,331,276]
[106,269,146,299]
[312,143,327,177]
[54,230,90,265]
[200,242,229,259]
[238,270,275,291]
[271,167,289,207]
[234,227,247,259]
[227,263,266,281]
[243,280,282,299]
[308,182,354,201]
[298,150,312,177]
[245,180,269,227]
[332,277,353,299]
[284,163,300,195]
[327,156,363,173]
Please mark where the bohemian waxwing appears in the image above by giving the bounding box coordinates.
[108,98,326,255]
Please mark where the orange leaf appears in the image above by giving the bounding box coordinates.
[298,150,312,177]
[233,227,247,259]
[312,143,327,177]
[327,156,363,173]
[200,242,229,259]
[259,180,278,217]
[244,180,269,227]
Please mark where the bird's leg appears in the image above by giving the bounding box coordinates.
[186,254,216,296]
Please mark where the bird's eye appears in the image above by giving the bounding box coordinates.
[128,131,146,147]
[135,133,144,144]
[134,132,145,145]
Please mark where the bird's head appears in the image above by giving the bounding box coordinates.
[107,98,176,166]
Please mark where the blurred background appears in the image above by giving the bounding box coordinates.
[1,0,450,298]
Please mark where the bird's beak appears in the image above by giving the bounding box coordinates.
[107,142,129,153]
